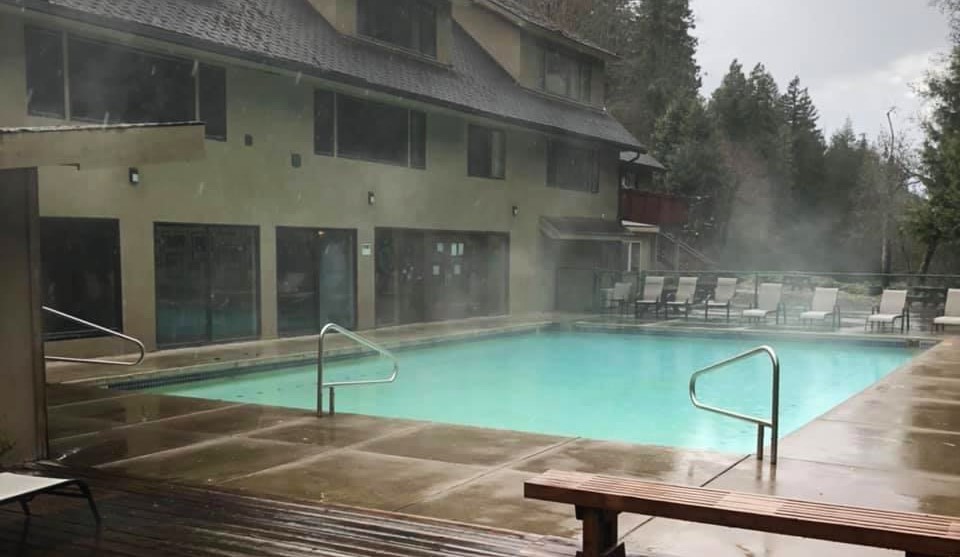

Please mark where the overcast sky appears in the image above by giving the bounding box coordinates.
[690,0,951,143]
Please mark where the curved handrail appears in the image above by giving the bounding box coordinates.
[317,323,399,417]
[42,306,146,367]
[689,345,780,464]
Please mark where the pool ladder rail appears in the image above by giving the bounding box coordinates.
[316,323,399,417]
[689,345,781,465]
[42,306,146,367]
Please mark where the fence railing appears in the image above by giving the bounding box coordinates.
[555,267,960,314]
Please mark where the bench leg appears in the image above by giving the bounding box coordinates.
[575,506,624,557]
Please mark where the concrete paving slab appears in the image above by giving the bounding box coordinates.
[101,437,326,484]
[49,424,215,467]
[361,424,571,466]
[222,449,485,510]
[513,439,743,486]
[47,393,233,426]
[624,518,896,557]
[781,419,960,477]
[153,404,310,435]
[45,383,130,407]
[47,414,118,440]
[247,412,422,447]
[403,468,647,538]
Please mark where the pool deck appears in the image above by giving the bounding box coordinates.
[39,314,960,556]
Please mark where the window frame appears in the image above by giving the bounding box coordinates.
[24,26,66,119]
[40,217,123,341]
[546,139,600,194]
[540,44,593,103]
[467,124,506,180]
[198,63,227,141]
[356,0,438,59]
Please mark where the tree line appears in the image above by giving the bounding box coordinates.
[523,0,960,274]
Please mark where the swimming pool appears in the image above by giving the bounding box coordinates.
[150,331,919,453]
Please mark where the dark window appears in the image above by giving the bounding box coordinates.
[547,140,599,193]
[24,27,65,118]
[410,111,427,169]
[314,90,335,156]
[467,125,505,179]
[543,48,592,102]
[69,37,195,124]
[198,64,227,140]
[338,95,410,165]
[40,218,122,340]
[357,0,437,58]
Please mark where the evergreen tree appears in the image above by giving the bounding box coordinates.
[709,60,752,141]
[780,76,826,212]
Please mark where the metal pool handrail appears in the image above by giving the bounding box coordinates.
[42,306,146,366]
[316,323,399,417]
[689,345,780,464]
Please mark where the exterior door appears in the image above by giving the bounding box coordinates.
[155,223,260,348]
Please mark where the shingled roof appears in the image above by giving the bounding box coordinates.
[7,0,641,149]
[483,0,614,56]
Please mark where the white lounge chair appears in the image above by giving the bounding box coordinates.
[800,287,840,329]
[866,289,909,333]
[742,283,784,325]
[664,276,698,320]
[705,277,737,322]
[606,281,633,314]
[634,276,665,319]
[0,472,100,521]
[933,289,960,333]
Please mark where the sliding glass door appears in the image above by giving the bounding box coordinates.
[276,227,356,335]
[155,223,260,348]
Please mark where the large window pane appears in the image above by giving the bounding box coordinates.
[468,125,505,179]
[40,218,122,340]
[410,110,427,169]
[314,90,335,156]
[24,27,65,118]
[199,64,227,140]
[69,37,195,124]
[547,140,599,193]
[543,48,591,102]
[338,95,409,165]
[357,0,437,57]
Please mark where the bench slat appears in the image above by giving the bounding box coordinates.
[525,470,960,556]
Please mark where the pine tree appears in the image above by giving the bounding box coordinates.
[709,60,752,141]
[780,76,826,212]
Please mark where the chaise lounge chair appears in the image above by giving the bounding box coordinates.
[605,281,633,315]
[664,276,698,320]
[933,289,960,333]
[741,283,784,325]
[866,289,909,333]
[0,472,100,521]
[705,277,737,322]
[799,287,840,329]
[634,276,665,319]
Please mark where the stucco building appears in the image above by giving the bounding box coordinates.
[0,0,657,357]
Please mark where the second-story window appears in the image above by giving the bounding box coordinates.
[468,125,506,179]
[198,64,227,141]
[546,139,599,193]
[315,90,427,169]
[24,27,65,118]
[357,0,437,58]
[543,48,592,102]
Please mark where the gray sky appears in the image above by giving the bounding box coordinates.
[690,0,951,143]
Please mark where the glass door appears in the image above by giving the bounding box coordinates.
[155,223,260,347]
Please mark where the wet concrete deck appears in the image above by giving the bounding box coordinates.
[41,320,960,556]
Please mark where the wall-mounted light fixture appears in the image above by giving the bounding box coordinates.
[128,168,140,185]
[368,191,376,206]
[512,205,519,217]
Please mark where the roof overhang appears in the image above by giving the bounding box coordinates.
[540,217,659,242]
[0,122,205,170]
[620,150,666,172]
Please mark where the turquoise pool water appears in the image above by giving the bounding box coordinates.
[151,332,918,453]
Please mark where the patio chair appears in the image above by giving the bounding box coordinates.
[799,287,840,329]
[0,472,100,522]
[866,289,909,333]
[705,277,738,322]
[634,276,665,319]
[741,283,785,325]
[605,281,633,314]
[664,276,698,320]
[933,288,960,333]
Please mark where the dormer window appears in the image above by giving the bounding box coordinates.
[542,47,592,102]
[357,0,437,58]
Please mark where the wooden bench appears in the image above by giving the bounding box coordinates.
[524,470,960,557]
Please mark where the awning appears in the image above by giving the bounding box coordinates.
[540,217,659,242]
[620,151,666,171]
